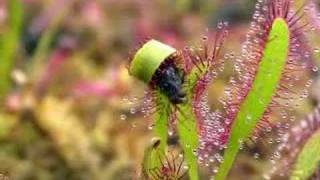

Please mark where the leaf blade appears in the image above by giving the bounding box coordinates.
[177,104,199,180]
[215,18,290,180]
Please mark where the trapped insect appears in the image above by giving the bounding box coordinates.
[151,57,186,104]
[129,40,186,105]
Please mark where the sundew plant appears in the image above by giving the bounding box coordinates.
[128,0,320,179]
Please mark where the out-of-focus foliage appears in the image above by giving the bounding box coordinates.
[0,0,22,97]
[0,0,317,179]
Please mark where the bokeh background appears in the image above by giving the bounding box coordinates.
[0,0,318,179]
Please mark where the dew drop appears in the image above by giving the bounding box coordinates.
[213,168,219,174]
[312,66,319,72]
[122,96,129,102]
[270,158,276,165]
[128,100,134,105]
[263,174,271,180]
[238,139,244,150]
[120,114,127,121]
[253,153,260,159]
[130,107,136,114]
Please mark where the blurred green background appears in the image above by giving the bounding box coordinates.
[0,0,317,179]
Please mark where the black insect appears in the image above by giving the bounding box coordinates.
[151,57,186,104]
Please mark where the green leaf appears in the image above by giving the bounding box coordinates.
[174,63,205,180]
[0,0,23,97]
[153,91,171,152]
[142,137,163,176]
[142,91,171,173]
[177,103,199,180]
[129,40,176,83]
[290,130,320,180]
[215,18,290,180]
[131,40,199,179]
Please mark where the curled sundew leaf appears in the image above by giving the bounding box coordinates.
[215,0,312,179]
[130,39,177,149]
[130,40,177,177]
[129,39,198,178]
[130,24,228,179]
[136,45,201,179]
[129,40,176,83]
